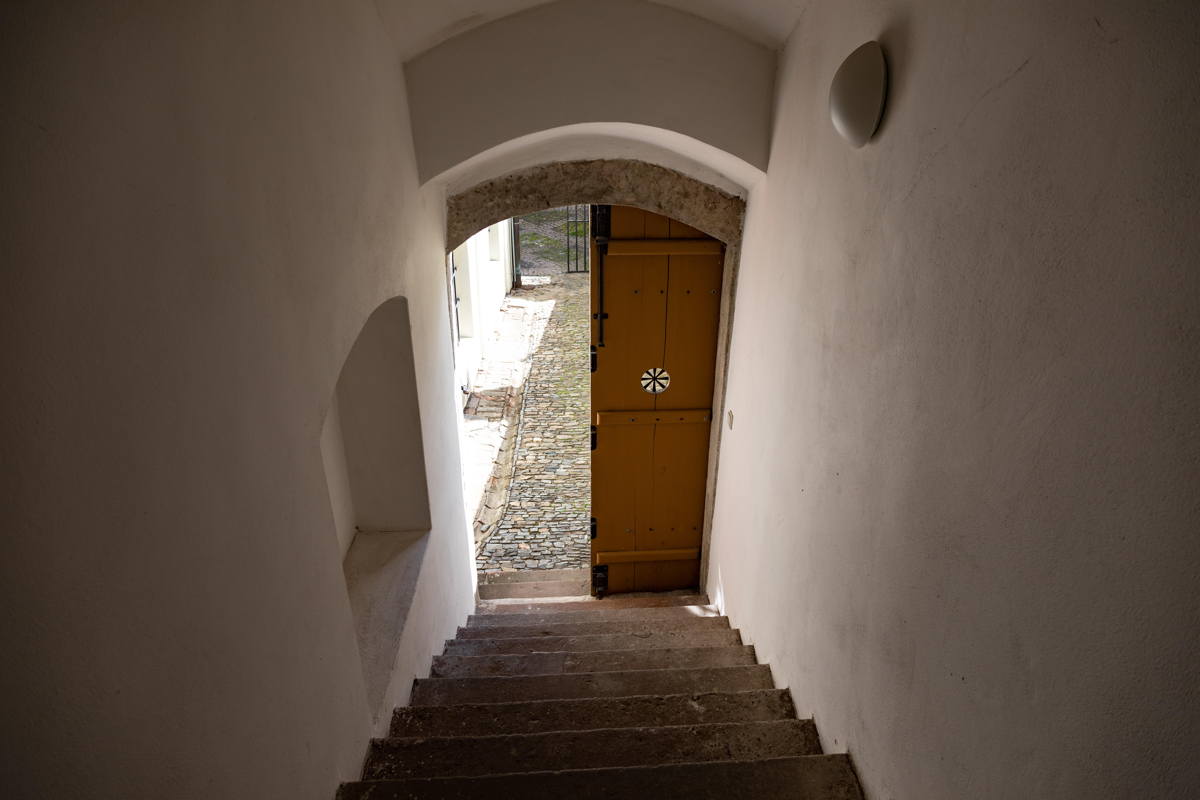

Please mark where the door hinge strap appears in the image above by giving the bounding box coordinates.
[591,205,611,348]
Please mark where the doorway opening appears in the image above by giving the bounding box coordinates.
[453,207,593,597]
[455,202,727,598]
[444,158,748,600]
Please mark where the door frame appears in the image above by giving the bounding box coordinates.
[444,159,747,592]
[698,238,740,590]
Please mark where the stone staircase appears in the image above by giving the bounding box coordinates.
[337,593,865,799]
[477,567,591,600]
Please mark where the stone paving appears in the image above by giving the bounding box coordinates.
[459,293,553,553]
[474,212,591,572]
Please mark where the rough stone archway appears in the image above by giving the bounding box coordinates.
[445,159,746,251]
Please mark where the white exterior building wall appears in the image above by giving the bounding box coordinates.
[453,222,516,404]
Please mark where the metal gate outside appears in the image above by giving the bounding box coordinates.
[565,204,590,273]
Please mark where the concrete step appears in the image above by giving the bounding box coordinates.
[479,568,588,584]
[478,579,590,600]
[390,689,797,738]
[411,665,773,706]
[442,628,742,656]
[338,754,865,800]
[455,616,729,640]
[479,593,709,613]
[363,719,820,780]
[431,645,757,678]
[467,605,720,627]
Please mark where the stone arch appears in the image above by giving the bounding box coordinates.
[445,159,746,252]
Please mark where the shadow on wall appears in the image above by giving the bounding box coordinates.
[319,296,433,716]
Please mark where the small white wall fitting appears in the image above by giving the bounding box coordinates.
[829,41,888,148]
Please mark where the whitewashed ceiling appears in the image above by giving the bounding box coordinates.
[375,0,812,61]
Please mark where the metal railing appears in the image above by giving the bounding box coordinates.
[565,204,589,273]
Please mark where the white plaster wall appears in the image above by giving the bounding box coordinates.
[0,2,475,798]
[457,242,479,340]
[708,1,1200,798]
[467,223,513,354]
[450,242,478,398]
[404,0,776,181]
[372,0,803,62]
[320,393,358,558]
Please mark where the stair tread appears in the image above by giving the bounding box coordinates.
[478,593,709,613]
[390,689,796,738]
[478,568,589,584]
[363,720,820,780]
[431,644,756,678]
[478,580,591,601]
[346,587,866,799]
[442,628,742,655]
[338,754,865,800]
[412,664,773,706]
[467,605,720,627]
[455,616,729,639]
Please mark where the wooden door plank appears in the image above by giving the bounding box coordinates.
[643,210,670,238]
[658,252,723,410]
[669,218,706,238]
[648,421,710,550]
[606,240,723,256]
[590,424,651,556]
[594,547,699,564]
[610,205,646,238]
[636,559,701,591]
[592,253,667,411]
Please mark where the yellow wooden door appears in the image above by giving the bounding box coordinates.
[590,205,723,594]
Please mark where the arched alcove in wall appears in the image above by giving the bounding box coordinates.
[320,295,432,719]
[323,296,431,541]
[445,159,747,252]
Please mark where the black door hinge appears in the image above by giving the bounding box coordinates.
[592,564,609,597]
[590,517,597,540]
[590,204,612,239]
[591,425,597,451]
[590,344,597,373]
[591,205,611,347]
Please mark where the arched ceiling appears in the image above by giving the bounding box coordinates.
[374,0,812,60]
[403,1,776,181]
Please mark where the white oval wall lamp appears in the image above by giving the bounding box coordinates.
[829,41,889,148]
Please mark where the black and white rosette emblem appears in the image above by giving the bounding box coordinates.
[640,367,671,394]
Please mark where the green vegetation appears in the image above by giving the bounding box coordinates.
[517,205,589,270]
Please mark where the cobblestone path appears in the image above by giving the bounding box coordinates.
[460,293,552,553]
[476,263,591,572]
